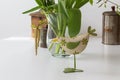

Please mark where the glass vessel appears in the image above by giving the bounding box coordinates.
[46,25,69,57]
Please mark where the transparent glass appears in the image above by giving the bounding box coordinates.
[46,26,69,57]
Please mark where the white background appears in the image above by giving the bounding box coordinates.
[0,0,120,39]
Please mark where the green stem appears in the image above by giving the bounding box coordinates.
[74,54,76,70]
[107,0,120,6]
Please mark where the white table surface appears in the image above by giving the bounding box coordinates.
[0,37,120,80]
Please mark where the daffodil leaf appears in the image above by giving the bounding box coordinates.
[74,0,89,8]
[67,9,81,37]
[89,0,93,5]
[22,6,40,14]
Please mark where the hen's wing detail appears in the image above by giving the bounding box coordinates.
[59,33,89,54]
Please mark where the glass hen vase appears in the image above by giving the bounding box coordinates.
[46,13,70,57]
[47,25,69,57]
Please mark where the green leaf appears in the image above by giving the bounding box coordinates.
[47,4,58,11]
[44,4,58,13]
[42,0,46,6]
[47,13,58,36]
[60,14,67,36]
[47,0,55,5]
[96,0,102,4]
[74,0,89,8]
[57,0,68,37]
[65,0,75,8]
[48,42,54,51]
[67,9,81,37]
[35,0,43,6]
[98,3,104,7]
[22,6,40,14]
[116,11,120,15]
[55,43,61,54]
[66,41,80,49]
[116,6,120,15]
[58,0,69,18]
[89,0,93,5]
[104,3,106,8]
